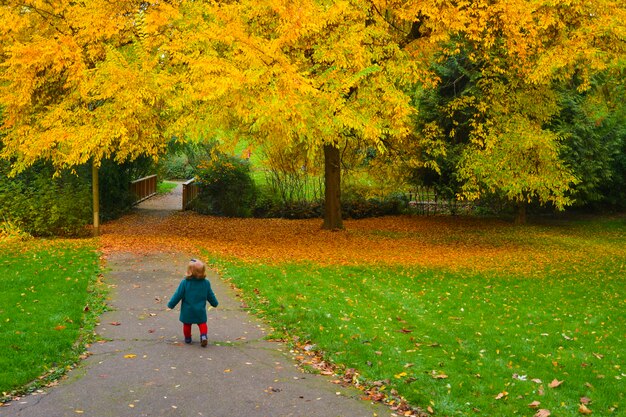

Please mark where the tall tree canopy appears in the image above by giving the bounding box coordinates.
[402,0,626,220]
[0,0,172,173]
[160,0,430,228]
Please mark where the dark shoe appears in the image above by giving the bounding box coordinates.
[200,334,208,347]
[185,337,192,344]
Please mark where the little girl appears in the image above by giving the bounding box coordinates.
[167,259,219,347]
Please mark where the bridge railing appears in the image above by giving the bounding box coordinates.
[130,174,157,205]
[182,178,199,210]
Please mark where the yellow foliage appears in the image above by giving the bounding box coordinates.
[1,0,623,190]
[0,0,168,174]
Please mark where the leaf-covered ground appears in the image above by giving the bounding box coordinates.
[100,212,624,274]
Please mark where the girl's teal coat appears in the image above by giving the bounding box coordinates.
[168,278,219,324]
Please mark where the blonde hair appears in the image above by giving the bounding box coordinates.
[186,259,206,279]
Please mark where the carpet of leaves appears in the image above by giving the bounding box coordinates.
[99,211,616,274]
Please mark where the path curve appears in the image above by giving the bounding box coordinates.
[1,189,391,417]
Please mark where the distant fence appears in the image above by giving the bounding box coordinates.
[130,174,157,205]
[182,178,199,210]
[407,186,475,215]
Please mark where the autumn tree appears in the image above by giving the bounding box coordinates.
[401,0,626,222]
[160,0,427,229]
[0,0,175,234]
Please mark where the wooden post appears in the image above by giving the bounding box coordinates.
[92,162,100,237]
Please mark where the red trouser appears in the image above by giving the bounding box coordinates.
[183,323,208,338]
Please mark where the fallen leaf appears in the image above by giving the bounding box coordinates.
[223,369,232,373]
[495,391,508,400]
[529,400,541,408]
[54,325,66,331]
[109,322,121,326]
[549,379,563,388]
[534,410,551,417]
[430,370,448,379]
[124,354,137,359]
[578,404,592,415]
[580,396,591,405]
[531,378,543,384]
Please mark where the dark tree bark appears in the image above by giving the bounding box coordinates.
[323,143,343,230]
[515,201,527,225]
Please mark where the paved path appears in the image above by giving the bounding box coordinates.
[1,187,390,417]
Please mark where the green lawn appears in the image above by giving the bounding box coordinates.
[0,240,104,400]
[208,217,625,417]
[157,180,178,194]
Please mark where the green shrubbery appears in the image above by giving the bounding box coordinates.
[252,194,323,219]
[0,158,152,237]
[160,153,195,180]
[189,152,407,220]
[0,162,92,237]
[192,153,257,217]
[158,141,214,180]
[97,158,153,220]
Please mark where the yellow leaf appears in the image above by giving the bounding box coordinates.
[495,391,508,400]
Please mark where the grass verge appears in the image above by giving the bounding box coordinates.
[157,180,178,195]
[207,217,625,417]
[0,239,106,401]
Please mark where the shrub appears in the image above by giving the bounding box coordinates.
[341,185,407,219]
[158,140,216,180]
[0,219,31,242]
[160,153,195,180]
[0,158,153,236]
[96,158,153,221]
[193,154,257,217]
[0,162,92,237]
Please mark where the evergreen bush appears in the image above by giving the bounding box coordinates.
[0,158,153,236]
[193,154,257,217]
[0,162,91,236]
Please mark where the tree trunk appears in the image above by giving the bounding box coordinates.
[514,201,527,225]
[323,143,343,230]
[92,162,100,237]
